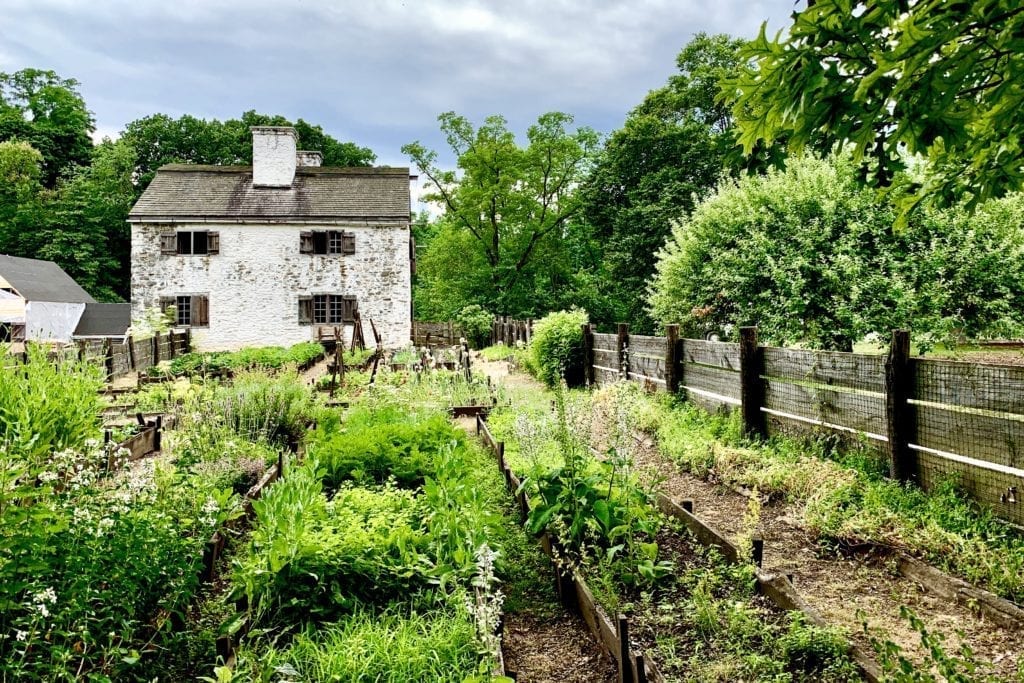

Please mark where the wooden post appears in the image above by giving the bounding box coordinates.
[617,614,634,683]
[526,318,533,343]
[886,329,914,482]
[126,335,136,370]
[154,415,163,452]
[582,324,595,386]
[752,536,764,567]
[665,324,680,395]
[635,655,648,683]
[448,320,454,345]
[616,323,629,380]
[103,338,114,379]
[153,332,161,364]
[739,326,767,439]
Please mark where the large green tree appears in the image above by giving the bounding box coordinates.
[579,34,745,332]
[0,69,94,187]
[403,112,599,317]
[121,110,376,191]
[728,1,1024,213]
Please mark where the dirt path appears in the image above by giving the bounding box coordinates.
[625,424,1024,677]
[456,366,617,683]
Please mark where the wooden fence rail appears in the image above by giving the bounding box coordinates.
[582,323,1024,526]
[411,320,463,347]
[77,330,191,381]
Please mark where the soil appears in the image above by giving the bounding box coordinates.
[623,422,1024,678]
[474,359,1024,679]
[502,612,617,683]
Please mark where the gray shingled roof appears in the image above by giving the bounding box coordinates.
[128,165,412,221]
[73,303,131,337]
[0,254,96,303]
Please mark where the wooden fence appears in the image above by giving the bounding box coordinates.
[411,320,463,347]
[584,324,1024,526]
[491,316,533,346]
[77,331,191,380]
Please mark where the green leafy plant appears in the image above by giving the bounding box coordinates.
[455,304,494,349]
[528,309,588,387]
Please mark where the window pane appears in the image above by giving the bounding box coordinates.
[328,230,342,254]
[329,295,343,323]
[176,295,191,326]
[313,294,327,324]
[193,231,208,255]
[313,232,328,255]
[176,233,192,255]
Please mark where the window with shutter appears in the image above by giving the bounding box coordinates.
[343,295,357,322]
[298,296,313,325]
[159,296,175,314]
[191,295,209,327]
[312,231,328,255]
[341,231,356,255]
[160,234,177,255]
[191,231,209,255]
[206,232,220,255]
[300,231,314,254]
[175,296,191,326]
[328,230,343,254]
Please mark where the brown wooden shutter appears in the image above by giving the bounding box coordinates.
[409,235,416,275]
[160,233,177,255]
[298,296,313,325]
[206,232,220,255]
[300,231,314,254]
[192,295,209,327]
[342,295,357,321]
[159,296,175,313]
[341,231,356,255]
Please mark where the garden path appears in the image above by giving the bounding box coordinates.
[597,404,1024,678]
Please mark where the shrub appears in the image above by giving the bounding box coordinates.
[455,304,493,349]
[211,371,314,447]
[528,309,588,388]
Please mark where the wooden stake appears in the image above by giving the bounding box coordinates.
[886,329,914,481]
[739,326,767,439]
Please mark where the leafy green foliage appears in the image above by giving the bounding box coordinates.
[169,342,324,376]
[528,309,588,387]
[211,371,314,447]
[455,304,493,349]
[579,33,746,332]
[121,110,375,192]
[308,406,460,490]
[649,154,1024,349]
[232,607,482,683]
[0,69,94,187]
[0,345,104,462]
[404,112,600,318]
[728,1,1024,214]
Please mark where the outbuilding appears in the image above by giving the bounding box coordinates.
[0,254,96,343]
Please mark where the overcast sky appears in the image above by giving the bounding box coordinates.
[1,0,797,170]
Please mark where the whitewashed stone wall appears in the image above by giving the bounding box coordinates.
[131,222,411,350]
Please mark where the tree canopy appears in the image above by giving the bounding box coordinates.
[579,33,745,332]
[121,110,376,191]
[728,1,1024,213]
[404,112,599,318]
[0,69,94,187]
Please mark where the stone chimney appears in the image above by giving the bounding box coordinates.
[251,126,297,187]
[296,150,323,167]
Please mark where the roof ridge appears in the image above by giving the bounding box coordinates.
[157,164,411,175]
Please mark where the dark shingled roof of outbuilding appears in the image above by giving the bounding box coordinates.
[128,165,412,221]
[0,254,96,303]
[73,303,131,337]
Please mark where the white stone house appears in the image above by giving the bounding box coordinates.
[0,254,97,343]
[128,126,413,350]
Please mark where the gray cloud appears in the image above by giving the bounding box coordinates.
[0,0,797,166]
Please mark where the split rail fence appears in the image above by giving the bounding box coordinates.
[578,323,1024,526]
[77,331,191,380]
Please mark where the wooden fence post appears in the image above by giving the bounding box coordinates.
[153,332,161,364]
[739,326,767,439]
[886,329,914,482]
[582,324,595,386]
[103,338,114,379]
[126,335,136,370]
[665,324,680,394]
[526,318,533,343]
[617,614,634,683]
[617,323,630,380]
